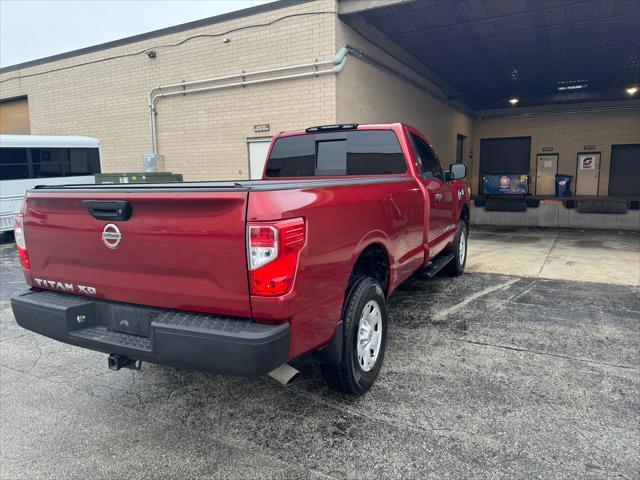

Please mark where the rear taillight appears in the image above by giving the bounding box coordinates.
[14,214,30,270]
[248,217,306,296]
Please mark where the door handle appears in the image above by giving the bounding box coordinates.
[83,200,132,221]
[434,193,443,202]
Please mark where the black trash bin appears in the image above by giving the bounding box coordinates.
[555,175,573,197]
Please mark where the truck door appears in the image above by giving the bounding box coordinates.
[409,133,455,247]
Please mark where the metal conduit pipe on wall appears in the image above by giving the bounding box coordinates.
[147,45,350,156]
[146,43,463,158]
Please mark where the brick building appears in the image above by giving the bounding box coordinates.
[1,0,639,207]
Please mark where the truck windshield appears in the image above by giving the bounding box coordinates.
[265,130,406,177]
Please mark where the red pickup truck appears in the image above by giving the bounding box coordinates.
[11,123,469,395]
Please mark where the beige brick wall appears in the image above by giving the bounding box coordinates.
[0,0,339,180]
[334,20,475,167]
[471,106,640,195]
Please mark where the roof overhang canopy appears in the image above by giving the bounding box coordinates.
[340,0,640,110]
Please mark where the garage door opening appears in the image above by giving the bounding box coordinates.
[479,137,531,194]
[609,144,640,196]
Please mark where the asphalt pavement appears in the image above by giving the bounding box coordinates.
[1,230,638,479]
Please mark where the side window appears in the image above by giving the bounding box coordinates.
[346,130,406,175]
[411,134,443,180]
[0,147,101,180]
[33,149,63,177]
[0,148,29,180]
[68,148,101,175]
[87,149,102,174]
[69,148,90,175]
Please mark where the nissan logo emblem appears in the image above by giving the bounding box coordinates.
[101,223,122,249]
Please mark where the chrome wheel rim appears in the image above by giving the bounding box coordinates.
[357,300,382,372]
[459,229,467,266]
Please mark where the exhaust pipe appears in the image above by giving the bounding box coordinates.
[267,363,300,386]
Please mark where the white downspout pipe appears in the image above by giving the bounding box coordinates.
[148,45,350,156]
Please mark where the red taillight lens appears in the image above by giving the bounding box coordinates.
[248,218,305,296]
[14,214,30,270]
[248,225,278,270]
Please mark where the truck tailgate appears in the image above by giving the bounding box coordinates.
[23,190,251,317]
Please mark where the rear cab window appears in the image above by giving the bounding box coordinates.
[266,130,407,177]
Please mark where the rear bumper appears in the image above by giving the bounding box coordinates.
[0,213,16,232]
[11,289,290,376]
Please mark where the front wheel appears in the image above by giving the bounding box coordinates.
[443,219,468,276]
[321,277,388,396]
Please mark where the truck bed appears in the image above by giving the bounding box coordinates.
[22,174,424,357]
[22,176,411,317]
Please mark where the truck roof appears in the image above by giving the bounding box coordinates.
[277,123,407,138]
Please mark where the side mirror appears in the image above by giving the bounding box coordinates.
[449,163,466,180]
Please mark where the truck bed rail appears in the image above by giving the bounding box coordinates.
[30,176,412,193]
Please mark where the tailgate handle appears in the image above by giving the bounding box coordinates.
[83,200,132,221]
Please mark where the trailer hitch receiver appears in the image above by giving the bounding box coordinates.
[108,354,142,371]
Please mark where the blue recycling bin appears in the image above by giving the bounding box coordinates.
[555,175,573,197]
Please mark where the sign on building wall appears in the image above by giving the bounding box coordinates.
[578,154,596,170]
[254,124,270,133]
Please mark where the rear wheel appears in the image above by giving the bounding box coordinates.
[443,219,468,276]
[321,277,387,396]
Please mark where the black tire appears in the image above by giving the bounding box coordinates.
[321,277,387,396]
[443,219,468,276]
